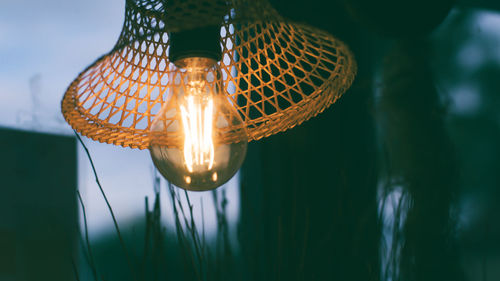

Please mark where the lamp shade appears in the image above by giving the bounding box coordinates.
[62,0,356,149]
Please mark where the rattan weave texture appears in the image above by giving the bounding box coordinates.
[62,0,357,149]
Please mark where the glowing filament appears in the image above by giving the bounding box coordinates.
[180,95,215,173]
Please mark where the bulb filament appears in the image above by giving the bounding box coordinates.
[180,95,215,173]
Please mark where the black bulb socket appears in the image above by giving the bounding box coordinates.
[169,25,222,66]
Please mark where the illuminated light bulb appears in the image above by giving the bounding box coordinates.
[149,57,247,191]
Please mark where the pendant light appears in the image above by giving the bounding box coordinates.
[61,0,357,191]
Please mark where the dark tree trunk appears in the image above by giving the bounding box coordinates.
[239,1,380,280]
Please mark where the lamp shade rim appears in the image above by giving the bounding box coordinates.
[62,7,357,149]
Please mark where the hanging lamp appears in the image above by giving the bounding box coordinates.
[61,0,357,191]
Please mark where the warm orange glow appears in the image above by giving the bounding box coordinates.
[180,93,215,173]
[148,57,248,191]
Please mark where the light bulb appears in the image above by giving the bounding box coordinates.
[149,57,247,191]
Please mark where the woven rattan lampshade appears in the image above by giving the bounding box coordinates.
[62,0,356,149]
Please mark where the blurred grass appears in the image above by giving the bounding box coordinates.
[74,131,236,281]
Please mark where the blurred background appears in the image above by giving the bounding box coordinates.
[0,0,499,280]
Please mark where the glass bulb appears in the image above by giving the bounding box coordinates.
[149,57,247,191]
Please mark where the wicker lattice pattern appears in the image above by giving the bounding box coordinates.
[62,0,357,149]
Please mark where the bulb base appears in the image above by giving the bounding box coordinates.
[169,26,222,65]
